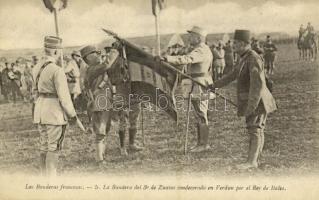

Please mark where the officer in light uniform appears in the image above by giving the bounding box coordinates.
[212,40,226,80]
[211,30,277,169]
[164,26,213,153]
[32,36,77,177]
[80,45,119,164]
[63,55,81,101]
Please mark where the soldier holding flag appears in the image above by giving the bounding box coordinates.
[163,26,213,153]
[80,45,119,165]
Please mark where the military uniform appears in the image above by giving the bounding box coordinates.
[1,65,10,101]
[106,48,144,155]
[165,26,213,152]
[64,59,81,100]
[223,42,234,75]
[212,44,225,80]
[32,36,77,177]
[263,37,277,74]
[213,30,277,169]
[23,64,33,101]
[80,45,119,163]
[251,40,264,55]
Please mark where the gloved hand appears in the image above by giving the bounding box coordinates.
[154,55,166,62]
[68,116,77,126]
[208,84,216,92]
[111,41,122,49]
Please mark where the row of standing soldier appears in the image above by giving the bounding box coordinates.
[0,60,33,103]
[32,26,277,177]
[210,35,277,82]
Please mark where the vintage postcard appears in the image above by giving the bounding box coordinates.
[0,0,318,199]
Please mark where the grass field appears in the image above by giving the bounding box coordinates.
[0,43,318,177]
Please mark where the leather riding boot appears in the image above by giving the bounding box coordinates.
[128,128,144,151]
[96,141,106,163]
[190,124,201,150]
[118,130,128,156]
[45,151,59,177]
[237,131,261,170]
[259,130,265,155]
[40,152,47,176]
[190,123,210,153]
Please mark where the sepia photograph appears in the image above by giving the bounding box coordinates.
[0,0,318,199]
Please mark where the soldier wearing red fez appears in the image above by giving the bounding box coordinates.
[80,45,119,165]
[32,36,77,177]
[210,30,277,169]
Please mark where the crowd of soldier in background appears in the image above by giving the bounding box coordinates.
[0,57,35,103]
[209,34,278,81]
[0,52,88,110]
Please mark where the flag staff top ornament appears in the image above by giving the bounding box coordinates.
[151,0,166,56]
[43,0,68,37]
[43,0,68,12]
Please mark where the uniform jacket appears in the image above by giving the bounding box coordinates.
[32,56,76,125]
[263,42,277,54]
[166,42,213,87]
[84,49,119,112]
[64,59,81,95]
[213,47,226,67]
[224,44,234,66]
[214,49,277,117]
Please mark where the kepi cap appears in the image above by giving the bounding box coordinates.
[187,26,207,37]
[234,30,250,43]
[44,36,62,49]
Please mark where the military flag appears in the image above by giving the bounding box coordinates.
[103,29,178,121]
[152,0,166,16]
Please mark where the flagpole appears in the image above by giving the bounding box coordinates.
[53,9,60,37]
[155,15,161,56]
[53,8,64,70]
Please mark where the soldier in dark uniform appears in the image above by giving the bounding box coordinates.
[223,40,234,75]
[80,45,119,164]
[211,30,277,169]
[1,62,10,102]
[10,63,23,103]
[105,43,144,156]
[263,35,277,75]
[251,39,264,55]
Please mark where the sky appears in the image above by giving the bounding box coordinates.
[0,0,318,49]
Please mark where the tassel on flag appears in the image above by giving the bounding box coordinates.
[152,0,166,16]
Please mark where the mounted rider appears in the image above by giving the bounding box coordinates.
[299,24,305,39]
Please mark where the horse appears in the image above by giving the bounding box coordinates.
[298,31,318,61]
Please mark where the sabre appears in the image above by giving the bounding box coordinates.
[101,28,237,108]
[76,117,86,132]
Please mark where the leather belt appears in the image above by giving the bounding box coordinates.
[39,93,58,98]
[188,73,207,78]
